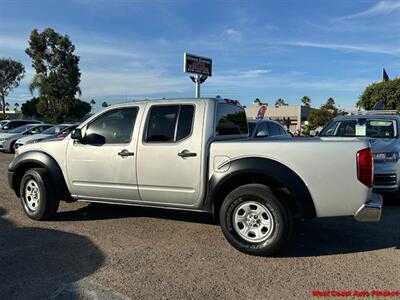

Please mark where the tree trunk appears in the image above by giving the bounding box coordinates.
[0,93,5,119]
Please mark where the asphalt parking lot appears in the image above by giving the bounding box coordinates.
[0,153,399,299]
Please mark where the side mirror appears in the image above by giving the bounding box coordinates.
[71,128,83,141]
[256,130,269,138]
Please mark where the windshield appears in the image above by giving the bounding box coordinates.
[41,125,68,135]
[8,125,34,133]
[320,118,398,138]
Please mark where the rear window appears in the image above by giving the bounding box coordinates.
[320,118,398,138]
[216,103,248,136]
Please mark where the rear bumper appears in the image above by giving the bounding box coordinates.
[354,193,383,222]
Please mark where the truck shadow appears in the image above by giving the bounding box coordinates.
[0,207,105,299]
[56,203,399,257]
[56,202,216,225]
[280,205,400,257]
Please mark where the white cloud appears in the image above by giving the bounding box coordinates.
[225,28,242,41]
[80,70,189,98]
[340,0,400,19]
[0,36,27,50]
[222,69,271,78]
[76,44,140,58]
[283,40,400,55]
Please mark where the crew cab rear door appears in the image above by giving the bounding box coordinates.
[136,101,205,206]
[66,104,144,201]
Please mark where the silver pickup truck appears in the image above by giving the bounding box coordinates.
[8,98,382,256]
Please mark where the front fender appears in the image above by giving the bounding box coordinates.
[8,151,71,200]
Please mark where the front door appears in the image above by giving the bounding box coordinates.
[136,102,204,207]
[66,105,142,201]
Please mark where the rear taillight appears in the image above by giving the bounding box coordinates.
[357,148,374,187]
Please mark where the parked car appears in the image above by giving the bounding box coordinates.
[0,124,53,153]
[8,98,381,256]
[15,124,79,149]
[248,119,292,139]
[320,112,400,194]
[0,120,42,132]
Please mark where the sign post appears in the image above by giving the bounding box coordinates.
[184,53,212,98]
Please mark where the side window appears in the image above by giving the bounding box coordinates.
[146,104,195,143]
[85,107,138,144]
[40,125,52,132]
[255,122,268,137]
[268,123,282,136]
[176,105,194,141]
[278,124,286,135]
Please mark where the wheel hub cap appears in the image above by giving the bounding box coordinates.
[233,201,274,243]
[24,179,41,211]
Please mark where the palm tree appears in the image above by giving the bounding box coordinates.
[275,98,287,108]
[29,73,46,95]
[301,96,311,106]
[101,101,109,108]
[14,102,20,112]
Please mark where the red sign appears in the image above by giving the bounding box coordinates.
[184,53,212,76]
[256,105,268,119]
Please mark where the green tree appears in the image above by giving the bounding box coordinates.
[67,99,91,120]
[301,96,311,106]
[275,98,288,107]
[26,28,81,123]
[321,97,337,112]
[102,101,109,108]
[90,99,96,111]
[0,58,25,118]
[21,97,42,118]
[308,98,339,129]
[5,102,10,111]
[357,78,400,110]
[14,102,19,112]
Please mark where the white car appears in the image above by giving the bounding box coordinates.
[0,124,53,153]
[15,124,75,149]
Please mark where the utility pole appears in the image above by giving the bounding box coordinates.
[195,74,200,98]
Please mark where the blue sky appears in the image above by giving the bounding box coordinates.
[1,0,400,111]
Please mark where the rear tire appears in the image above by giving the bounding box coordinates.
[219,184,292,256]
[20,168,60,220]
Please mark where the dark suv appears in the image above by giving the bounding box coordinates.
[0,120,42,132]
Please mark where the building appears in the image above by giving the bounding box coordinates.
[245,102,311,132]
[2,110,23,120]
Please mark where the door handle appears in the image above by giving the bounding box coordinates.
[118,149,135,157]
[178,150,197,158]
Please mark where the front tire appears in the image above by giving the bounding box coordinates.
[9,141,16,154]
[20,168,60,220]
[219,184,292,256]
